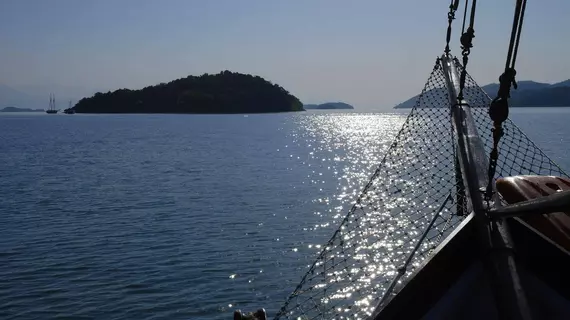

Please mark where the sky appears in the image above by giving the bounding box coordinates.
[1,0,569,111]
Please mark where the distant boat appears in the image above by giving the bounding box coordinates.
[64,100,75,114]
[46,93,58,114]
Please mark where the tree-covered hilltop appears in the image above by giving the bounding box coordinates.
[72,71,304,114]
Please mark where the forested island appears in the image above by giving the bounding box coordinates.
[72,71,304,114]
[304,102,354,110]
[395,80,570,108]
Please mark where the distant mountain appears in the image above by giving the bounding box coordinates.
[304,102,354,109]
[510,86,570,107]
[1,106,44,112]
[0,84,44,109]
[480,81,551,98]
[11,84,99,105]
[0,83,95,110]
[395,79,570,108]
[551,79,570,88]
[394,88,448,109]
[484,79,570,107]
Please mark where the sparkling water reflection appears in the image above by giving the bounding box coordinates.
[0,110,567,320]
[276,61,570,320]
[0,112,405,320]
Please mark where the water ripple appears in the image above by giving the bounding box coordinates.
[3,111,563,320]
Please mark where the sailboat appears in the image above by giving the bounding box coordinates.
[64,100,75,114]
[46,93,58,114]
[234,0,570,319]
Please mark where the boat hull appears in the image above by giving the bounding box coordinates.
[370,213,570,320]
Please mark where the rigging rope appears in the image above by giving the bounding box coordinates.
[457,0,476,101]
[444,0,460,55]
[485,0,528,201]
[461,0,469,36]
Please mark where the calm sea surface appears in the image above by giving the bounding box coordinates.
[1,108,569,319]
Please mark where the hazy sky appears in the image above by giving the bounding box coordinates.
[1,0,569,110]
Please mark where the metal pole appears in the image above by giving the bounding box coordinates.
[490,189,570,219]
[440,55,532,320]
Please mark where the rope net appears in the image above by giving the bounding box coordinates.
[274,56,567,320]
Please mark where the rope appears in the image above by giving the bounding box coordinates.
[485,0,528,201]
[461,0,468,35]
[505,0,527,70]
[457,0,476,101]
[444,0,460,55]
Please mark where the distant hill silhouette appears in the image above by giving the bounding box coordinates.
[551,79,570,88]
[72,71,304,114]
[0,84,43,109]
[0,106,44,112]
[304,102,354,110]
[395,79,570,108]
[0,83,88,110]
[480,80,551,95]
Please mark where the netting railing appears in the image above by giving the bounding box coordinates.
[274,56,567,320]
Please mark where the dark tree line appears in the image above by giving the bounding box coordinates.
[73,71,304,114]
